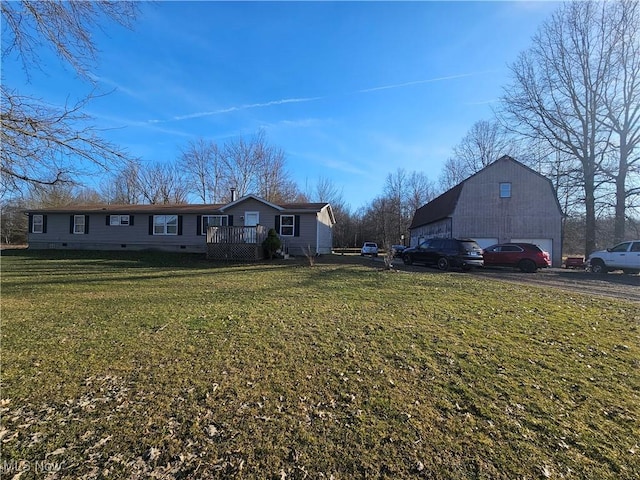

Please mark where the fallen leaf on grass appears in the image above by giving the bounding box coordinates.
[48,447,66,456]
[144,447,160,463]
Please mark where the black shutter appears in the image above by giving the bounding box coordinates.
[106,215,111,226]
[294,215,301,237]
[42,215,47,233]
[275,215,281,234]
[70,215,75,234]
[28,214,33,233]
[177,215,183,235]
[129,215,134,226]
[196,215,202,235]
[228,215,234,226]
[148,216,154,235]
[84,215,90,234]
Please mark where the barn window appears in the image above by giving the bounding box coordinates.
[499,182,512,198]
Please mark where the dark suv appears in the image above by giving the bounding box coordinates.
[402,238,484,271]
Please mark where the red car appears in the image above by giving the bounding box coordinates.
[482,243,551,273]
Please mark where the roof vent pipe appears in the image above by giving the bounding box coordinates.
[230,187,237,202]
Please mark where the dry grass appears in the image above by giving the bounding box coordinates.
[1,250,639,479]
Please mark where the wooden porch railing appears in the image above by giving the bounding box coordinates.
[206,225,268,245]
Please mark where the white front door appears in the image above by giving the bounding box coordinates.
[244,212,259,243]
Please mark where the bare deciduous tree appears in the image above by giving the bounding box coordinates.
[438,120,514,192]
[405,171,435,220]
[357,169,435,249]
[219,130,302,203]
[600,0,640,243]
[179,139,225,203]
[252,132,300,203]
[1,1,138,196]
[500,0,612,255]
[137,163,189,205]
[101,160,144,205]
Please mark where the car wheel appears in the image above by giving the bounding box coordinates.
[518,259,537,273]
[590,259,606,274]
[437,257,450,271]
[403,254,413,265]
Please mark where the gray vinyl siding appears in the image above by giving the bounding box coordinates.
[222,198,326,255]
[222,199,279,229]
[26,197,335,256]
[28,213,214,252]
[281,213,317,256]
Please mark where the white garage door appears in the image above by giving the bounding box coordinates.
[473,238,499,250]
[511,238,553,261]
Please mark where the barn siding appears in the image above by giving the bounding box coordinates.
[408,157,563,266]
[452,160,562,266]
[409,219,452,247]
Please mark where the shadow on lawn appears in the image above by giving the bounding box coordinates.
[0,248,355,275]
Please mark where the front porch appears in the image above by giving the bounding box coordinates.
[206,226,268,261]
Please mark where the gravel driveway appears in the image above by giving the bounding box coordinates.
[469,267,640,303]
[357,255,640,303]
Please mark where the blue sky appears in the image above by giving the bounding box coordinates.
[6,0,560,209]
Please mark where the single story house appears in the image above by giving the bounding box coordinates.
[26,194,336,258]
[409,156,563,266]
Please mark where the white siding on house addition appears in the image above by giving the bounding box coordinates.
[315,206,334,254]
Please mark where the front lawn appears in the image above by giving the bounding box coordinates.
[1,250,638,479]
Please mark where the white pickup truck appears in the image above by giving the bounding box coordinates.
[586,240,640,274]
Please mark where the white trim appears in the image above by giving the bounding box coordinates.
[73,215,85,234]
[279,214,295,236]
[110,214,130,226]
[153,214,178,235]
[32,214,44,234]
[244,211,259,226]
[316,212,320,254]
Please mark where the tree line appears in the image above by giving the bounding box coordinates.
[1,1,638,254]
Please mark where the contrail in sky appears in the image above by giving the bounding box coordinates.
[151,71,487,123]
[157,97,324,122]
[357,72,477,93]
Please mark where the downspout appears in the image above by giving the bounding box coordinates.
[316,212,320,255]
